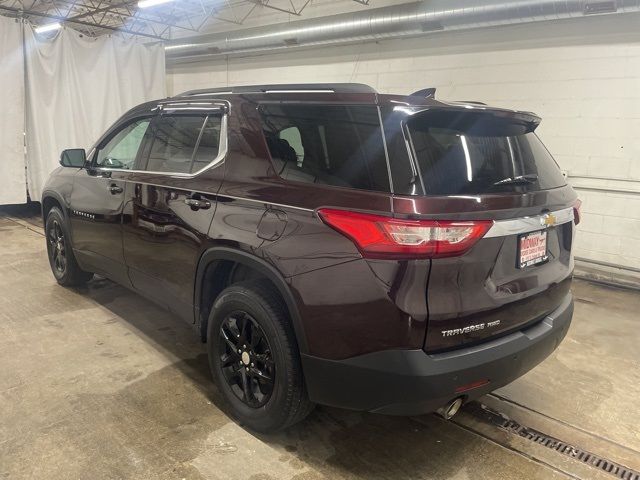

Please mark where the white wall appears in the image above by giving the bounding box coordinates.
[167,13,640,276]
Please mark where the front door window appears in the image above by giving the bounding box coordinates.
[95,119,151,170]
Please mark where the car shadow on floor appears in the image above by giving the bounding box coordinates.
[80,276,218,398]
[76,276,497,480]
[0,202,43,228]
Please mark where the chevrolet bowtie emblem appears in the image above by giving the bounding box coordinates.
[541,213,557,227]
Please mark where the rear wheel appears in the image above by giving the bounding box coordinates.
[207,281,314,432]
[45,207,93,286]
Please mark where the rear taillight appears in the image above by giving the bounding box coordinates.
[573,199,582,225]
[317,208,492,259]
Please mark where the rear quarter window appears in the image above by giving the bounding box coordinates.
[259,104,390,192]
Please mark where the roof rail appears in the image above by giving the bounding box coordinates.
[451,100,488,106]
[179,83,377,97]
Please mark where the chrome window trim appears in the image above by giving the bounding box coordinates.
[96,177,316,213]
[94,114,228,178]
[158,101,229,111]
[484,207,574,238]
[85,171,315,212]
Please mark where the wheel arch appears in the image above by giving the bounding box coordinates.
[194,247,308,354]
[41,191,68,223]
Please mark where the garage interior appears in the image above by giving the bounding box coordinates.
[1,1,640,479]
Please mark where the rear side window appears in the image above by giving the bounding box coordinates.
[259,104,390,192]
[396,110,566,196]
[279,127,304,166]
[143,115,221,174]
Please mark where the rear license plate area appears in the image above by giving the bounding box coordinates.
[518,230,548,268]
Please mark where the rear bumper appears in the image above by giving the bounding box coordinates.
[302,293,573,415]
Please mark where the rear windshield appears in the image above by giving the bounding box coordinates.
[396,110,566,196]
[259,104,390,192]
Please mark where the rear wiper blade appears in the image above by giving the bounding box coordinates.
[492,174,538,186]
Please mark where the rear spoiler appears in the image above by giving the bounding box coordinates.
[401,103,542,134]
[410,88,437,98]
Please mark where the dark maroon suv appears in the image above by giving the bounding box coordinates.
[42,83,578,431]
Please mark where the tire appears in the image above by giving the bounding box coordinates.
[207,280,314,432]
[45,207,93,287]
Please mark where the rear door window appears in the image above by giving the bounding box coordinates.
[259,104,390,192]
[142,114,222,174]
[189,116,222,173]
[397,110,566,195]
[144,115,204,174]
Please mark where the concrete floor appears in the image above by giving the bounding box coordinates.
[1,206,639,480]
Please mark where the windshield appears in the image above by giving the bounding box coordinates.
[388,109,567,196]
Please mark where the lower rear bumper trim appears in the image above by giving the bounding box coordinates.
[301,293,573,415]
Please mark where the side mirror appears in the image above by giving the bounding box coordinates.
[60,148,87,168]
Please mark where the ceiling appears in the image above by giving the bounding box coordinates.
[0,0,370,40]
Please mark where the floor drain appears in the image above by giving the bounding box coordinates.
[464,402,640,480]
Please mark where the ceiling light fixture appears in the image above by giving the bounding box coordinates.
[138,0,174,8]
[34,22,62,33]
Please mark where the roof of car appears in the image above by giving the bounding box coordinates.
[171,82,445,109]
[172,83,492,109]
[178,83,377,96]
[127,83,539,127]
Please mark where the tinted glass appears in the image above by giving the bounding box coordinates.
[279,127,304,166]
[145,116,206,174]
[381,109,421,195]
[260,105,390,192]
[96,119,150,169]
[189,115,222,173]
[400,111,566,195]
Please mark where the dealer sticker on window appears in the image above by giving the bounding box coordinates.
[518,230,548,268]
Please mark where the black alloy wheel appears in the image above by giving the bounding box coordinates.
[45,206,93,286]
[219,311,275,408]
[207,281,314,432]
[47,219,67,275]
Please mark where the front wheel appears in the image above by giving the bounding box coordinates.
[45,207,93,287]
[207,281,314,432]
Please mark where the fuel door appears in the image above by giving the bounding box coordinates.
[257,208,288,241]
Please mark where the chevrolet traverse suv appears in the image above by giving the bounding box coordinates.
[42,83,578,432]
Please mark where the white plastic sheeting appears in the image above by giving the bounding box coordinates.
[24,26,165,200]
[0,17,26,204]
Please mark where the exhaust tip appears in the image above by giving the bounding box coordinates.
[436,397,464,420]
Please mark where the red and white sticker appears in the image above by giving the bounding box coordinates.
[519,230,548,268]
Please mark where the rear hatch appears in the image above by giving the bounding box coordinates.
[384,105,578,352]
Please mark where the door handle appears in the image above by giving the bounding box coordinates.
[109,184,123,194]
[184,197,211,210]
